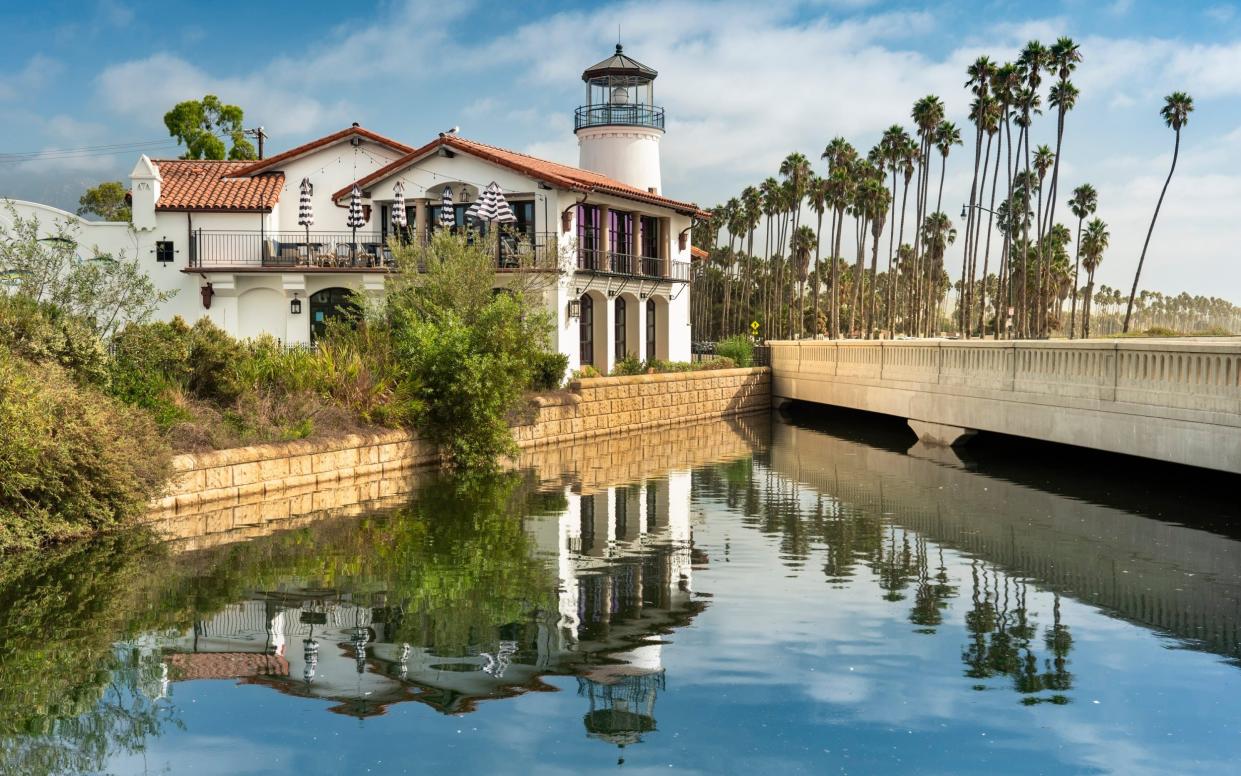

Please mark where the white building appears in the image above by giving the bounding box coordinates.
[1,45,703,374]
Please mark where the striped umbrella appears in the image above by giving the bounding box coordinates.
[439,185,455,229]
[298,178,314,261]
[391,181,407,231]
[346,184,365,265]
[466,181,517,224]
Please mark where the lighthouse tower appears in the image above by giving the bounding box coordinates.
[576,44,664,194]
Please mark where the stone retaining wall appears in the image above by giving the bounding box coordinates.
[150,367,770,520]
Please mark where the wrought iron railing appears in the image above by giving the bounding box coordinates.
[188,229,562,272]
[574,104,665,131]
[575,247,690,281]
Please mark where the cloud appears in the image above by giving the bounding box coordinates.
[0,55,62,101]
[1205,4,1236,23]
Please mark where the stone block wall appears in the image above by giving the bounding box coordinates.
[150,367,771,526]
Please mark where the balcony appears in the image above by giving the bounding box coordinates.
[576,248,690,282]
[187,230,562,272]
[574,104,665,132]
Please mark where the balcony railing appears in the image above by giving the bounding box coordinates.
[576,248,690,282]
[574,104,665,132]
[187,229,562,272]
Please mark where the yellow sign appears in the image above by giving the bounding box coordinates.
[750,320,760,335]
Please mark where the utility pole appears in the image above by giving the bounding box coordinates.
[244,126,267,159]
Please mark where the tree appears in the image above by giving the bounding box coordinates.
[0,202,175,340]
[77,181,131,222]
[1080,218,1109,338]
[1067,183,1098,338]
[163,94,257,160]
[1124,92,1193,333]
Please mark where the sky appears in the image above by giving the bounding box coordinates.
[1,0,1239,301]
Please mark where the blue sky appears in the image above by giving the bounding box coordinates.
[2,0,1240,299]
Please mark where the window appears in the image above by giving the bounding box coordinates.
[646,298,656,360]
[579,294,594,367]
[641,216,659,258]
[610,211,634,273]
[615,296,627,362]
[577,205,602,270]
[155,240,175,263]
[309,287,359,342]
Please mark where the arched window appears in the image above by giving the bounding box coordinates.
[615,297,627,362]
[646,298,656,361]
[579,294,594,367]
[309,287,359,342]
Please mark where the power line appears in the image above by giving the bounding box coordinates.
[0,130,240,166]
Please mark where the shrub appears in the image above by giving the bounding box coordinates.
[611,352,645,376]
[186,318,247,403]
[571,365,601,380]
[530,350,570,391]
[698,356,737,370]
[388,232,556,468]
[716,334,754,367]
[0,294,109,385]
[108,318,193,428]
[0,348,170,551]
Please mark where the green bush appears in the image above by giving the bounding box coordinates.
[388,232,556,468]
[716,334,754,367]
[0,295,109,386]
[571,365,601,380]
[186,318,247,403]
[610,351,646,376]
[0,348,170,551]
[530,350,570,391]
[108,318,193,428]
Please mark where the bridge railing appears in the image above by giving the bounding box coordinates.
[769,339,1241,415]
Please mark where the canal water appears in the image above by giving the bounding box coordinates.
[3,411,1240,775]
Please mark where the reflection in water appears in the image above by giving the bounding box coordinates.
[3,413,1241,774]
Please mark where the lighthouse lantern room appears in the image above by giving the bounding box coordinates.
[576,44,665,194]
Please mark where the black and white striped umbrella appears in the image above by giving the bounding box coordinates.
[298,178,314,228]
[466,181,517,224]
[391,181,407,229]
[346,184,365,229]
[439,185,455,228]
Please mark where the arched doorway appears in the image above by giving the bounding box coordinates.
[310,287,358,342]
[646,298,656,361]
[614,296,627,362]
[579,293,595,368]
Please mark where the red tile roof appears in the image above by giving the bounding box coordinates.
[152,160,283,212]
[229,125,415,178]
[334,134,710,218]
[165,652,289,680]
[690,245,709,260]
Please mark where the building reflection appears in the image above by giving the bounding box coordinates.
[158,472,703,746]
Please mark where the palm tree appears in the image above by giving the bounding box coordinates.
[865,178,892,337]
[759,177,782,334]
[911,95,945,335]
[960,56,996,336]
[1044,37,1082,237]
[826,165,854,338]
[1067,183,1098,338]
[808,175,830,337]
[739,185,762,332]
[1032,144,1055,333]
[880,124,907,334]
[922,211,957,330]
[791,225,817,335]
[1016,41,1047,335]
[993,62,1021,338]
[1080,217,1109,338]
[1124,92,1194,332]
[972,96,1002,337]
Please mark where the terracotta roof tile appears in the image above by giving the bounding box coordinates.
[153,160,283,212]
[165,652,289,680]
[335,135,710,218]
[690,245,709,260]
[229,125,415,178]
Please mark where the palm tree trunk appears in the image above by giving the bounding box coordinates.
[1124,129,1181,332]
[1069,217,1084,339]
[867,223,881,337]
[960,123,983,337]
[1084,269,1095,337]
[1045,101,1067,238]
[979,130,1002,338]
[885,167,898,336]
[831,208,843,339]
[1034,179,1045,336]
[895,175,910,335]
[813,210,824,337]
[968,130,993,337]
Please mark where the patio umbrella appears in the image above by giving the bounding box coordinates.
[298,178,314,261]
[467,181,518,266]
[465,181,517,224]
[391,181,407,234]
[347,184,365,264]
[439,185,455,229]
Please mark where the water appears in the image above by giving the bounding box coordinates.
[3,411,1240,775]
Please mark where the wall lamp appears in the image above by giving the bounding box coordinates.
[290,293,302,315]
[567,298,582,320]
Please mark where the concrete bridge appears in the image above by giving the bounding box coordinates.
[769,338,1241,474]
